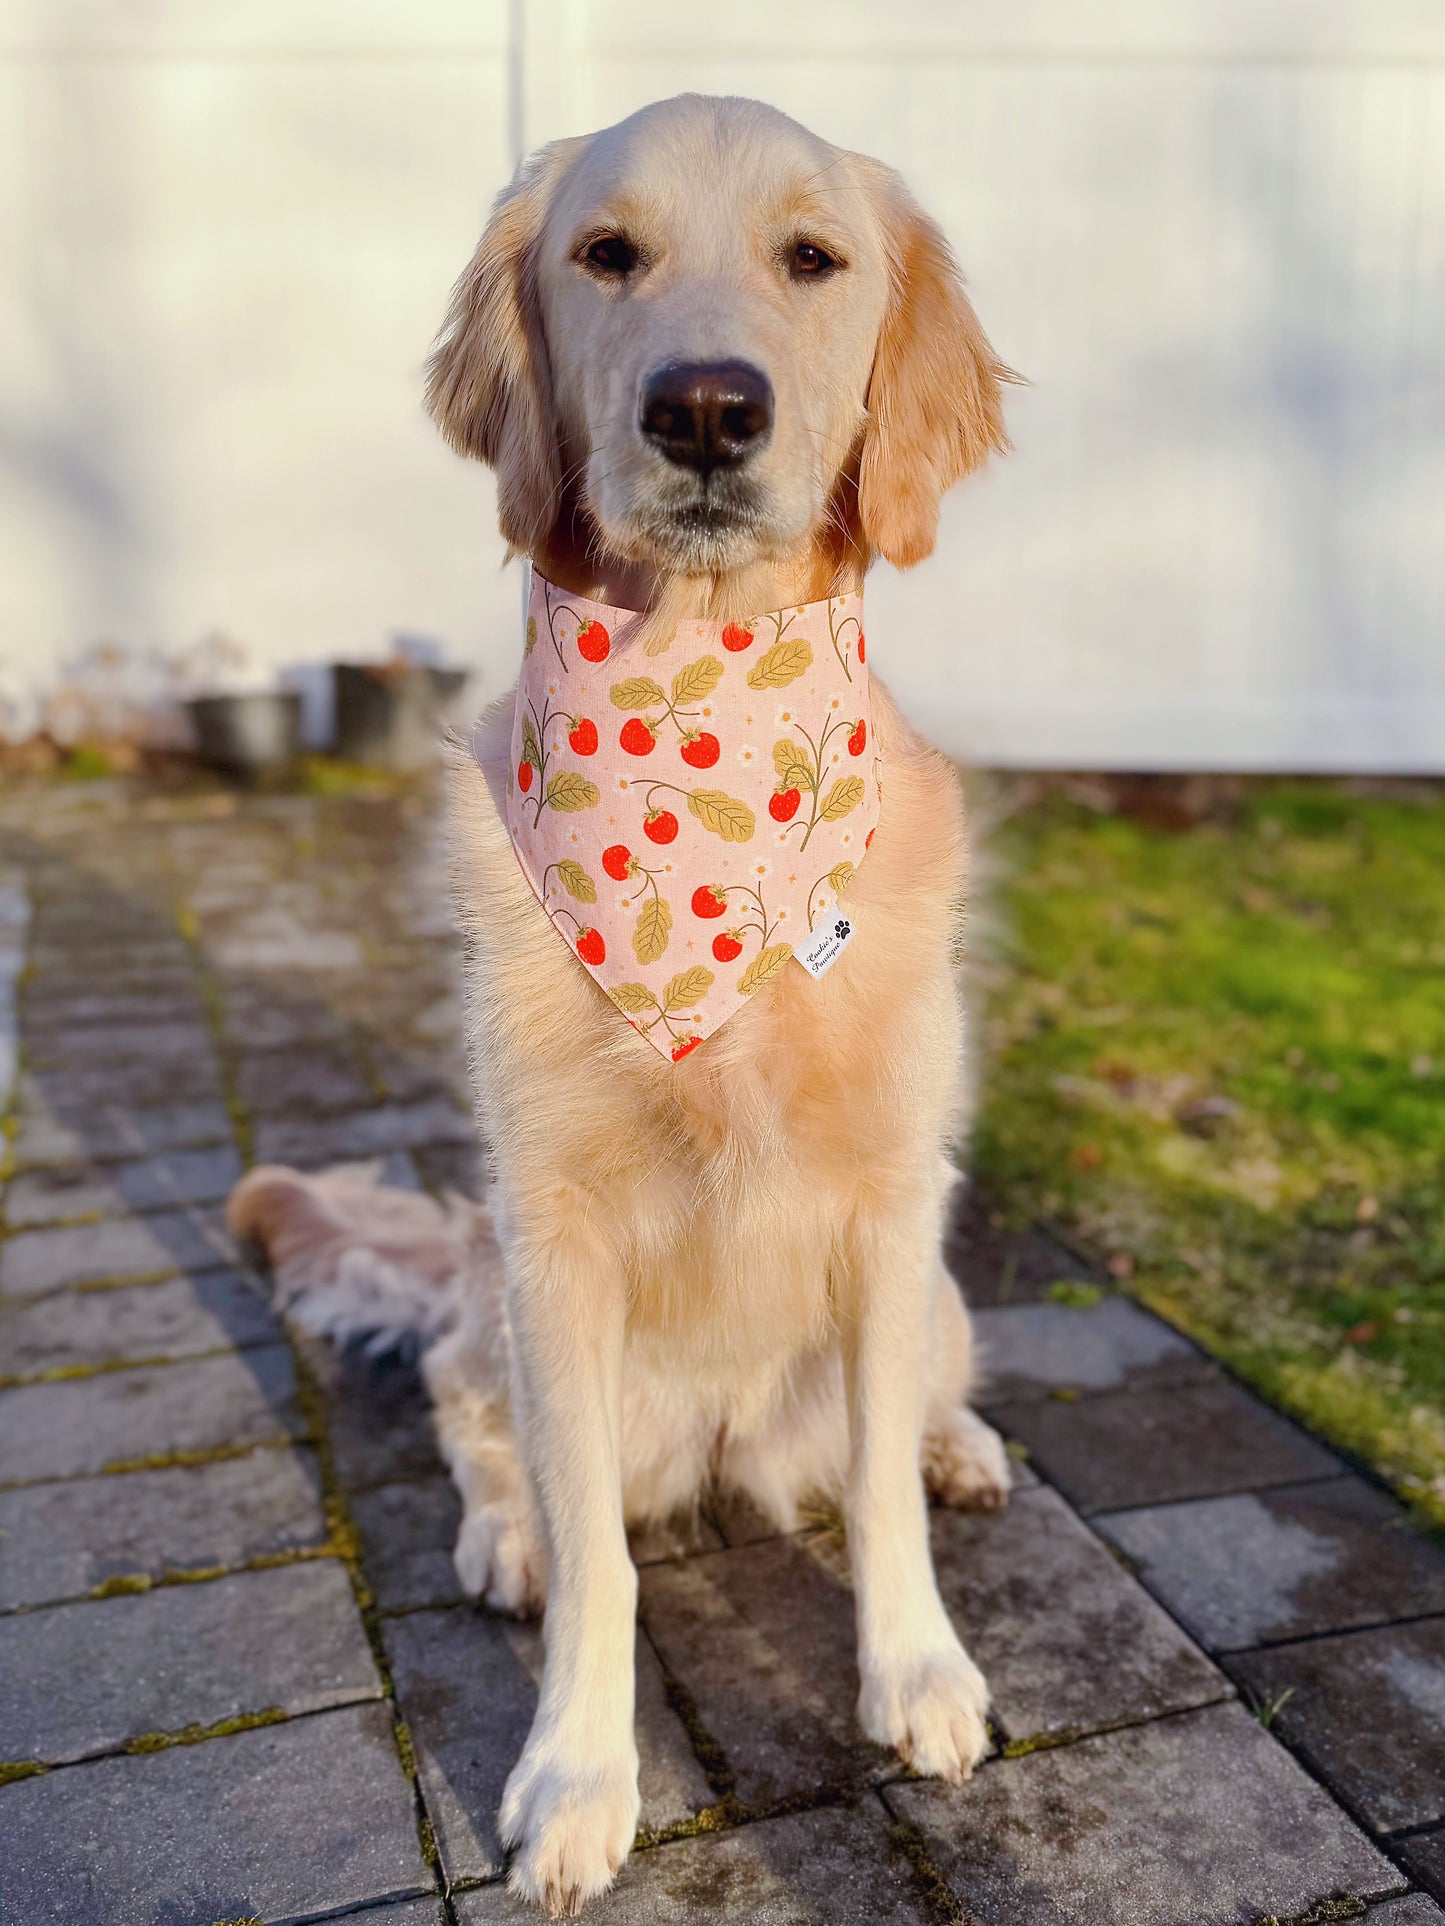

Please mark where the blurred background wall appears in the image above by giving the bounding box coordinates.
[2,0,1443,769]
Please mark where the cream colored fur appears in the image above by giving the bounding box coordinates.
[230,94,1019,1918]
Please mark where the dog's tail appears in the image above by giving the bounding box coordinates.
[227,1161,482,1355]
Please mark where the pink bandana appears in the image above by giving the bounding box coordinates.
[497,570,878,1060]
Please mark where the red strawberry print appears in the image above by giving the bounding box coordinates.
[712,931,743,963]
[602,844,633,881]
[671,1036,702,1061]
[576,619,610,663]
[620,718,657,756]
[644,808,678,845]
[768,787,801,822]
[692,884,727,919]
[857,633,866,664]
[721,623,754,653]
[568,717,598,756]
[680,730,720,769]
[848,719,867,756]
[575,927,606,966]
[517,759,533,792]
[865,828,875,849]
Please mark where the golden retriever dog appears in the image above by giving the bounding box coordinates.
[230,93,1017,1917]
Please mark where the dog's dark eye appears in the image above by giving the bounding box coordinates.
[583,235,637,276]
[790,241,838,280]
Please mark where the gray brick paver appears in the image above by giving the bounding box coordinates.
[352,1477,465,1612]
[972,1295,1210,1400]
[1368,1899,1445,1923]
[453,1799,935,1922]
[1398,1832,1445,1903]
[0,1449,327,1611]
[1098,1477,1445,1650]
[0,1701,431,1925]
[251,1094,474,1166]
[1226,1616,1445,1833]
[10,1097,234,1169]
[0,1344,302,1483]
[0,1560,380,1763]
[889,1700,1404,1924]
[3,1145,244,1228]
[385,1604,712,1884]
[990,1375,1339,1512]
[0,1208,237,1297]
[0,1268,280,1374]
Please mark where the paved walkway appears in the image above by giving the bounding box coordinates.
[1,778,1443,1926]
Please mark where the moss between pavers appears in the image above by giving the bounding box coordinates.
[124,1707,289,1755]
[0,1760,48,1787]
[974,780,1445,1529]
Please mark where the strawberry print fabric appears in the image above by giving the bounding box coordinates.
[493,569,878,1061]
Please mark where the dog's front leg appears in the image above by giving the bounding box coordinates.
[841,1200,990,1782]
[497,1203,639,1916]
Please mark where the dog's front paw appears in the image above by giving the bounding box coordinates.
[859,1640,990,1784]
[500,1738,640,1917]
[454,1502,548,1616]
[922,1405,1012,1513]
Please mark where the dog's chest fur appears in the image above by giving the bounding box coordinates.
[447,677,967,1371]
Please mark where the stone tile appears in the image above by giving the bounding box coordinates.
[629,1513,727,1566]
[353,1478,465,1612]
[413,1139,486,1199]
[304,1338,445,1491]
[386,1605,712,1883]
[356,1903,447,1926]
[21,1020,213,1067]
[216,989,355,1050]
[0,1448,327,1610]
[2,1145,244,1227]
[924,1486,1226,1743]
[0,1345,302,1483]
[711,1488,793,1547]
[890,1701,1403,1924]
[1227,1617,1445,1833]
[18,1052,223,1110]
[234,1045,376,1115]
[973,1296,1208,1402]
[0,1701,431,1925]
[252,1096,474,1166]
[1398,1831,1445,1904]
[20,987,206,1032]
[369,1044,471,1106]
[1098,1478,1445,1650]
[454,1799,935,1923]
[10,1097,234,1169]
[0,1208,237,1297]
[642,1493,1224,1804]
[0,1270,279,1376]
[1367,1898,1445,1924]
[640,1538,869,1807]
[944,1187,1098,1307]
[990,1377,1339,1513]
[0,1560,379,1763]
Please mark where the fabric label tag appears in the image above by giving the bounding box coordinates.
[794,913,856,980]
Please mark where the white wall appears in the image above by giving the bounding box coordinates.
[3,1,1444,768]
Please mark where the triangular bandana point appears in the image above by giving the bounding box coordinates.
[490,572,879,1060]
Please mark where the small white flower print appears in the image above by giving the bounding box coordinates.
[736,744,760,767]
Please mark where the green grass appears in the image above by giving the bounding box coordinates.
[972,780,1445,1526]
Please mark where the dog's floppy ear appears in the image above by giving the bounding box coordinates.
[857,171,1017,569]
[426,143,576,553]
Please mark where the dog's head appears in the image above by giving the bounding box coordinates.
[428,95,1013,578]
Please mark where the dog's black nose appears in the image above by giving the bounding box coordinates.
[640,361,773,475]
